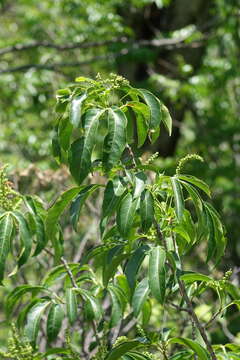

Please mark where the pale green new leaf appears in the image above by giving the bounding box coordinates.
[148,246,166,304]
[137,89,162,130]
[105,340,142,360]
[0,213,13,284]
[47,303,64,342]
[161,104,172,136]
[69,93,87,128]
[180,273,213,284]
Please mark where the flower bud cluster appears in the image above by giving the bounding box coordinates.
[0,165,21,211]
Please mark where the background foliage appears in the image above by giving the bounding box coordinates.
[0,0,239,352]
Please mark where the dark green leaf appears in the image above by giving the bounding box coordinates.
[125,245,149,289]
[102,177,125,219]
[105,340,142,360]
[69,108,103,184]
[11,210,32,268]
[47,303,64,342]
[137,89,162,131]
[171,177,184,221]
[70,184,100,231]
[45,187,81,239]
[66,288,78,325]
[0,213,13,284]
[169,337,210,360]
[132,277,150,317]
[140,190,154,232]
[103,107,127,171]
[25,301,51,345]
[117,193,138,237]
[148,246,166,304]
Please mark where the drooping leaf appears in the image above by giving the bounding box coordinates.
[76,288,102,320]
[161,104,172,136]
[102,107,127,171]
[169,337,210,360]
[132,277,150,317]
[171,177,184,221]
[148,246,166,304]
[105,340,143,360]
[108,285,125,327]
[137,89,162,131]
[117,193,138,237]
[45,187,81,239]
[133,172,147,199]
[126,102,149,148]
[125,245,149,289]
[42,263,80,287]
[102,176,126,219]
[103,250,127,287]
[25,300,51,345]
[69,93,87,128]
[180,273,213,284]
[140,190,154,232]
[6,285,46,316]
[69,108,103,184]
[0,213,13,284]
[11,210,32,268]
[47,303,64,342]
[70,184,100,231]
[58,116,73,151]
[66,288,78,325]
[178,175,211,197]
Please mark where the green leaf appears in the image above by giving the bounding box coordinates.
[25,300,51,345]
[76,288,102,320]
[103,251,127,287]
[132,277,150,317]
[108,285,125,327]
[69,108,103,184]
[133,172,147,199]
[137,89,162,131]
[171,177,184,221]
[169,337,210,360]
[162,104,172,136]
[125,245,149,289]
[58,116,73,151]
[180,272,213,283]
[66,288,78,325]
[103,107,127,171]
[70,93,87,128]
[70,184,100,231]
[47,303,64,342]
[178,175,211,197]
[105,340,142,360]
[148,246,166,304]
[42,263,80,287]
[140,190,154,232]
[11,211,32,268]
[126,102,149,148]
[24,196,47,256]
[0,213,13,284]
[6,285,46,316]
[45,187,81,239]
[102,177,125,219]
[117,193,138,237]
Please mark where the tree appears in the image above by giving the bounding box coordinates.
[0,74,239,359]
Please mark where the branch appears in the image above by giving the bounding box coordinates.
[0,36,208,75]
[0,36,190,57]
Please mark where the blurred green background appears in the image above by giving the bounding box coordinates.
[0,0,239,347]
